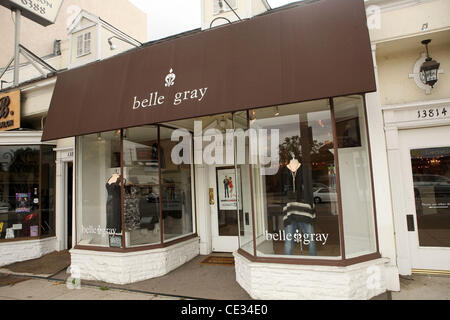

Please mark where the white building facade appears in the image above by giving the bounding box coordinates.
[0,0,448,301]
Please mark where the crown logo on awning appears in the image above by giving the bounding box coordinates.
[165,68,176,87]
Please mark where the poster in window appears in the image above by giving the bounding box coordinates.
[336,117,362,148]
[15,193,31,213]
[5,228,14,239]
[109,235,122,248]
[217,168,242,211]
[30,226,39,237]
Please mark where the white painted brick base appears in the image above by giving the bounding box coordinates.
[0,237,58,267]
[70,237,200,285]
[234,252,390,300]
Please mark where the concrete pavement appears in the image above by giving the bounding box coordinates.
[1,271,449,300]
[0,276,186,300]
[391,274,450,300]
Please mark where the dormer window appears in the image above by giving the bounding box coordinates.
[76,32,91,57]
[213,0,237,15]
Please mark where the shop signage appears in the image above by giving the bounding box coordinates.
[132,69,208,110]
[0,0,64,26]
[42,0,376,142]
[0,90,20,132]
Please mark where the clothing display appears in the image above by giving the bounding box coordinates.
[282,201,316,226]
[281,166,317,256]
[124,189,140,231]
[106,179,122,233]
[139,193,160,230]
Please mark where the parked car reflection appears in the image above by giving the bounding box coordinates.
[313,187,338,204]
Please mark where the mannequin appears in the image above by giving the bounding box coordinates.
[106,172,122,234]
[282,161,317,256]
[287,155,301,192]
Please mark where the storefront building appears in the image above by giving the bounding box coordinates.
[2,0,447,300]
[368,0,450,275]
[0,86,60,266]
[40,0,392,299]
[0,6,146,266]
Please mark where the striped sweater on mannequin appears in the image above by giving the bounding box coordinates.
[282,202,316,226]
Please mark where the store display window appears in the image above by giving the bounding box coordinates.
[0,145,56,241]
[76,126,196,249]
[244,95,378,262]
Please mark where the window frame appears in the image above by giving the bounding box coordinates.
[76,32,92,58]
[240,94,381,266]
[73,94,380,267]
[74,124,198,253]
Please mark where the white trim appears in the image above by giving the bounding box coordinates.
[53,147,75,152]
[371,26,450,46]
[97,21,102,61]
[55,147,74,251]
[70,22,97,35]
[365,0,437,13]
[20,78,56,92]
[382,98,450,111]
[383,99,450,131]
[67,10,100,35]
[68,29,73,67]
[0,131,49,145]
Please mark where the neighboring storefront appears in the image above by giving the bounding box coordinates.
[0,89,58,266]
[0,7,147,267]
[369,0,450,276]
[41,0,392,299]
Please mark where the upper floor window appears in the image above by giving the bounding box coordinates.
[213,0,237,15]
[76,32,91,57]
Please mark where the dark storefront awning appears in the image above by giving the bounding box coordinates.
[42,0,376,142]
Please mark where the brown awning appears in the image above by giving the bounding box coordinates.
[42,0,376,142]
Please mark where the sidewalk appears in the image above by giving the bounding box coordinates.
[391,274,450,300]
[0,275,186,300]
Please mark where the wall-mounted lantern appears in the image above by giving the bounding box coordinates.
[420,39,440,88]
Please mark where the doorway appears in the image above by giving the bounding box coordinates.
[210,166,240,252]
[399,125,450,271]
[66,162,73,250]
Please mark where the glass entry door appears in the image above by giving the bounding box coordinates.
[210,166,240,252]
[400,126,450,271]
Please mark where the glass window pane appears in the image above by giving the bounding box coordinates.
[123,126,161,247]
[334,96,377,258]
[250,100,342,258]
[160,126,195,242]
[41,145,56,236]
[411,147,450,247]
[233,111,254,254]
[77,131,122,247]
[0,146,40,240]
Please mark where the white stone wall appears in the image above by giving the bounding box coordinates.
[0,237,57,267]
[70,237,200,285]
[234,252,389,300]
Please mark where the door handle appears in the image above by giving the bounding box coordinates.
[209,188,215,205]
[407,215,415,232]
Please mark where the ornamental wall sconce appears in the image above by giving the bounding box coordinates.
[409,39,444,94]
[420,40,440,88]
